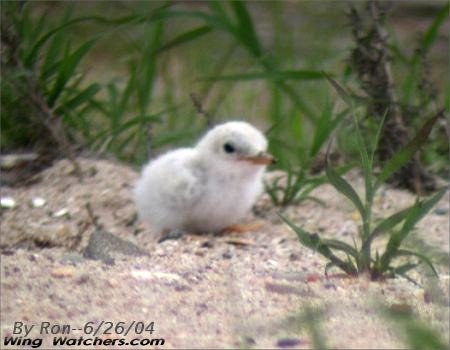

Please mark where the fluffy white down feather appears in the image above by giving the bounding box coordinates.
[134,121,272,234]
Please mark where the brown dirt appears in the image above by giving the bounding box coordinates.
[1,158,449,349]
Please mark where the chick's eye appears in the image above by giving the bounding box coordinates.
[223,142,235,153]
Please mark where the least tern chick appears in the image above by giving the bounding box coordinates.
[134,121,273,239]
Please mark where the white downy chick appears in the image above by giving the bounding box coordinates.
[134,121,273,236]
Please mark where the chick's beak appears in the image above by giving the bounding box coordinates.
[240,151,275,165]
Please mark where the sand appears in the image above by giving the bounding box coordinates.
[1,158,448,349]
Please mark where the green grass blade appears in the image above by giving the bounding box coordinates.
[310,107,348,158]
[136,20,164,116]
[56,83,101,113]
[385,307,448,350]
[41,41,66,83]
[278,81,317,121]
[401,188,447,235]
[114,132,138,157]
[352,113,373,204]
[160,9,231,32]
[321,238,358,258]
[297,196,327,207]
[208,1,230,25]
[392,262,419,276]
[23,11,144,68]
[310,103,332,157]
[303,306,328,350]
[201,70,327,82]
[324,74,352,107]
[375,111,443,188]
[151,129,198,149]
[325,257,358,277]
[325,150,365,219]
[279,214,358,275]
[41,7,72,69]
[283,164,295,204]
[22,8,50,67]
[104,82,120,124]
[379,188,446,272]
[154,25,213,54]
[47,39,96,107]
[365,207,411,248]
[264,180,281,206]
[370,109,389,168]
[395,249,438,277]
[24,17,92,68]
[118,71,137,119]
[115,115,161,135]
[419,3,449,55]
[229,0,262,57]
[380,209,421,271]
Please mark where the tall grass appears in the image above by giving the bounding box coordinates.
[281,77,446,281]
[1,1,447,174]
[1,2,215,165]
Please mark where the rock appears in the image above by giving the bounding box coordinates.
[83,230,148,265]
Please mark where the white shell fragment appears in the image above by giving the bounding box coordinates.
[0,197,16,209]
[131,270,153,280]
[32,197,46,208]
[53,208,69,217]
[130,270,181,282]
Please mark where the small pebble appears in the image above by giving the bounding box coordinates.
[200,240,214,248]
[31,197,46,208]
[276,338,304,348]
[243,336,256,345]
[289,253,300,261]
[434,207,448,216]
[174,284,191,292]
[51,266,75,278]
[75,274,89,285]
[222,251,232,259]
[53,208,69,217]
[1,197,16,209]
[324,282,337,290]
[28,254,38,262]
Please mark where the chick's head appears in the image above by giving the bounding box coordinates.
[196,121,273,170]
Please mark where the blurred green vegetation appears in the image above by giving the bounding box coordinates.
[2,1,447,172]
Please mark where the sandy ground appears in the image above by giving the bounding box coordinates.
[0,158,449,349]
